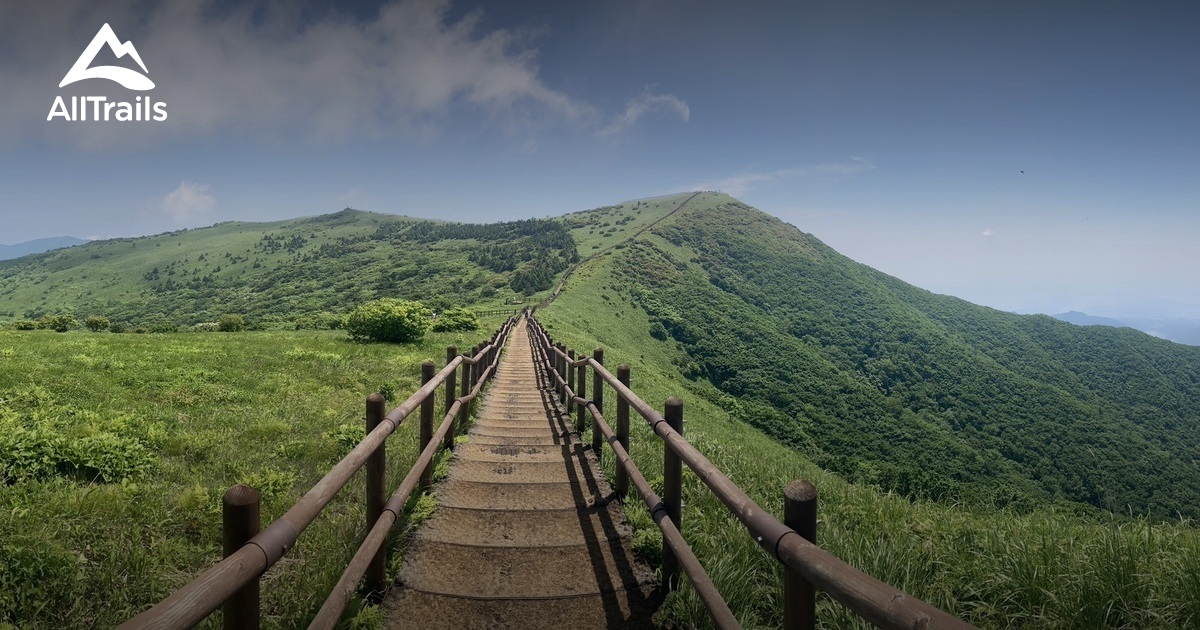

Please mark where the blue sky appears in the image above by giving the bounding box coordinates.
[1,0,1197,318]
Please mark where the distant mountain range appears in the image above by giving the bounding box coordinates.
[0,237,87,261]
[1052,311,1200,346]
[1053,311,1127,328]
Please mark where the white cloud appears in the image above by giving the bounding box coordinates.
[597,88,690,137]
[982,227,995,237]
[688,157,875,196]
[0,0,592,147]
[157,181,214,223]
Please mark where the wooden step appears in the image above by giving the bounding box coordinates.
[382,585,662,629]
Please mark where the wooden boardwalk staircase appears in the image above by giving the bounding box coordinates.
[381,318,661,629]
[126,312,971,629]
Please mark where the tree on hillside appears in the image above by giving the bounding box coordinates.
[37,315,77,333]
[84,316,110,332]
[217,314,245,332]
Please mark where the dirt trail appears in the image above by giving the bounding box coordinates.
[381,319,661,629]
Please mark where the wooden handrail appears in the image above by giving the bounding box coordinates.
[310,329,508,628]
[526,325,739,629]
[527,315,975,630]
[122,315,518,629]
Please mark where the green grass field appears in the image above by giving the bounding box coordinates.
[0,322,505,628]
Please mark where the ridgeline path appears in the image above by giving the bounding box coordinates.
[381,318,661,629]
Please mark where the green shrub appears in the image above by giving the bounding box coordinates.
[71,434,156,483]
[238,468,297,503]
[84,316,110,332]
[345,299,430,343]
[13,320,37,331]
[324,423,365,457]
[0,425,154,484]
[147,322,177,333]
[37,315,77,333]
[217,314,245,332]
[432,307,479,332]
[190,322,220,332]
[108,322,127,333]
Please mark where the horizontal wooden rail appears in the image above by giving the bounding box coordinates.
[475,307,518,318]
[122,315,517,629]
[528,316,974,630]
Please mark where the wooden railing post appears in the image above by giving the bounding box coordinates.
[567,349,576,411]
[443,347,457,450]
[364,394,387,594]
[663,397,683,591]
[557,343,567,402]
[556,343,565,400]
[576,350,587,435]
[472,340,482,386]
[420,360,435,491]
[223,484,260,630]
[591,348,604,460]
[784,480,818,630]
[458,349,471,433]
[615,364,631,499]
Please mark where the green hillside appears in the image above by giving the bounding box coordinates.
[546,193,1200,520]
[3,192,1200,627]
[0,209,577,328]
[537,245,1200,628]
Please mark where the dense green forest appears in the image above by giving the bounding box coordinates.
[602,198,1200,519]
[0,210,575,329]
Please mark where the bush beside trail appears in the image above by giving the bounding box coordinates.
[432,307,479,332]
[345,299,431,343]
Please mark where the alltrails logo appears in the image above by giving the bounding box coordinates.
[47,23,168,122]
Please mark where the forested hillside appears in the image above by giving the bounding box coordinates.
[0,210,576,329]
[593,194,1200,519]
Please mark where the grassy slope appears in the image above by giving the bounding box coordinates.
[537,200,1200,628]
[0,210,556,327]
[0,320,507,628]
[615,196,1200,520]
[557,192,697,254]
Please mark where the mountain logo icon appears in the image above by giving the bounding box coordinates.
[59,23,155,91]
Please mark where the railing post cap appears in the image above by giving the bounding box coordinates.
[224,484,260,506]
[366,392,386,404]
[665,396,684,408]
[593,347,604,355]
[447,344,457,353]
[785,479,818,502]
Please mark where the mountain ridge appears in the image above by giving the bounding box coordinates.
[0,236,87,261]
[547,193,1200,519]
